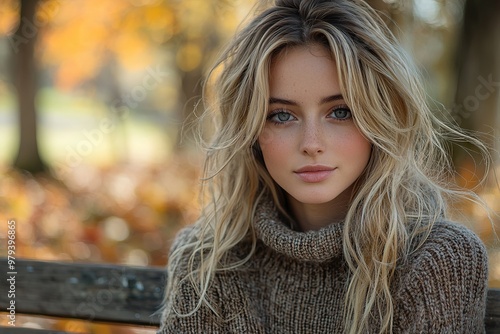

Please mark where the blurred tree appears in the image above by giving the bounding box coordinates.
[172,0,234,148]
[364,0,500,186]
[12,0,47,173]
[453,0,500,185]
[35,0,253,153]
[173,0,217,148]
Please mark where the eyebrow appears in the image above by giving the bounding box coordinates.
[268,94,344,106]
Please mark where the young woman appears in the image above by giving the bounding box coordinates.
[158,0,489,332]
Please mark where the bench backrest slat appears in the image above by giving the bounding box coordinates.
[486,287,500,331]
[0,258,166,326]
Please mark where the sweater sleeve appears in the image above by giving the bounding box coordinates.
[157,227,224,334]
[392,221,488,333]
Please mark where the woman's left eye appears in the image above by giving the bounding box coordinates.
[328,106,352,120]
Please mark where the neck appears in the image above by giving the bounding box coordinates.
[286,187,352,232]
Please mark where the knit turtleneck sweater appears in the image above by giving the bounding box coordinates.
[158,200,488,333]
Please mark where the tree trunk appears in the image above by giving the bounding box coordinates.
[12,0,46,173]
[453,0,500,186]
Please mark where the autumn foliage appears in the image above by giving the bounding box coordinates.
[0,0,499,332]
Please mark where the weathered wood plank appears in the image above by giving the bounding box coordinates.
[486,288,500,333]
[0,328,71,334]
[0,258,166,327]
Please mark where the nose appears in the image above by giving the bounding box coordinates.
[300,120,324,156]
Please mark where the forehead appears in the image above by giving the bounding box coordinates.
[269,44,341,101]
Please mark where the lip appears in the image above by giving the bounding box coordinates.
[294,165,336,183]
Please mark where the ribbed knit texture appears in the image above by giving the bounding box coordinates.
[158,200,488,333]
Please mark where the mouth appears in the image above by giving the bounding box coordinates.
[294,165,336,183]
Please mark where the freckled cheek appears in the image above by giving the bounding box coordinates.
[258,127,275,147]
[259,126,295,147]
[326,128,372,159]
[258,128,295,165]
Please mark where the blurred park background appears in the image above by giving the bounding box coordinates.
[0,0,499,332]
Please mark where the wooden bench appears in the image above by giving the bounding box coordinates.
[1,258,500,333]
[0,258,165,333]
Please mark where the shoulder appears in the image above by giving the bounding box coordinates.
[427,220,484,247]
[170,225,199,251]
[159,225,226,332]
[392,221,488,332]
[167,224,251,270]
[406,220,487,271]
[167,225,200,269]
[400,220,488,287]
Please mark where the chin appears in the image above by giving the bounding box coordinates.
[290,193,342,205]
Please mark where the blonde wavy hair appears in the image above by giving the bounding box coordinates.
[165,0,490,332]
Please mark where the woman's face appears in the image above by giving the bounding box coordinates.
[258,44,372,211]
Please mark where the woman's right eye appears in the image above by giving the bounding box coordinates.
[267,110,296,124]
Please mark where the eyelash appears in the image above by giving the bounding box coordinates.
[266,109,296,125]
[267,105,352,125]
[329,105,352,121]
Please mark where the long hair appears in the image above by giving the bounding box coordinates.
[166,0,490,332]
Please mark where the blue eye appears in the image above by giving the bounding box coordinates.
[267,110,296,124]
[329,106,352,120]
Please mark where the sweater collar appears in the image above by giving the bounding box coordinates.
[254,198,344,262]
